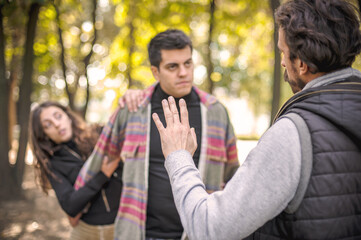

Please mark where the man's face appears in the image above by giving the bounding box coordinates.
[278,28,305,93]
[151,46,194,98]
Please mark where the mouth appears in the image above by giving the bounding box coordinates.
[177,81,191,86]
[59,129,66,136]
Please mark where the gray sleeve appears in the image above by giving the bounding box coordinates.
[165,118,302,240]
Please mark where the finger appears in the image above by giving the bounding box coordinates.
[191,127,197,147]
[137,91,144,107]
[131,91,140,112]
[179,99,190,129]
[128,93,136,112]
[152,113,166,134]
[109,156,121,165]
[118,97,125,108]
[103,156,109,164]
[162,99,174,128]
[190,128,198,156]
[168,96,180,124]
[124,94,133,112]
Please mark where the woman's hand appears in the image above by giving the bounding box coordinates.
[67,212,82,227]
[118,89,145,112]
[101,156,121,178]
[152,96,197,159]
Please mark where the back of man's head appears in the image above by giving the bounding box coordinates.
[275,0,361,74]
[148,29,193,69]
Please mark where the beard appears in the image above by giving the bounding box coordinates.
[284,69,290,83]
[283,69,305,94]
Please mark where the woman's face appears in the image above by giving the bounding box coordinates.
[40,106,73,144]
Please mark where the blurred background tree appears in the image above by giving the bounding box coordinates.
[1,0,360,200]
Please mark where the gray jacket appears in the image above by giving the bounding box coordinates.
[165,68,361,240]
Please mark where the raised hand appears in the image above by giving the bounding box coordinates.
[152,96,197,159]
[118,89,145,112]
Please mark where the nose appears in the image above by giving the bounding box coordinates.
[178,65,187,77]
[53,120,61,128]
[281,57,286,68]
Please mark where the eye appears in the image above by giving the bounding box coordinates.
[168,64,177,70]
[185,61,193,67]
[43,121,53,129]
[54,112,62,120]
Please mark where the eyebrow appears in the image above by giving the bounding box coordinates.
[41,110,61,123]
[41,119,51,126]
[164,62,179,67]
[164,57,193,66]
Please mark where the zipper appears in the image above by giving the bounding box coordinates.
[63,145,82,160]
[101,189,111,212]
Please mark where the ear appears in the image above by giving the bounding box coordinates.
[298,60,309,76]
[151,66,160,81]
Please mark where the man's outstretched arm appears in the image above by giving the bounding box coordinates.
[152,96,302,240]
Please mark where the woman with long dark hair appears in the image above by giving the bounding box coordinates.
[29,101,122,240]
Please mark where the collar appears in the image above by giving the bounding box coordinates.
[139,83,218,109]
[303,67,361,90]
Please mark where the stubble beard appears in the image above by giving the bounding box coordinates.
[284,69,305,94]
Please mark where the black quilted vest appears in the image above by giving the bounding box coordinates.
[245,76,361,240]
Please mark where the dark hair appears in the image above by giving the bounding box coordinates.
[275,0,361,73]
[148,29,193,68]
[29,101,100,194]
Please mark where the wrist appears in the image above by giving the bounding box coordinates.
[100,170,111,179]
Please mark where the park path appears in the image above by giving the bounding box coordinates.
[0,164,71,240]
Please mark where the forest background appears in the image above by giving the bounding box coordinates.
[1,0,361,238]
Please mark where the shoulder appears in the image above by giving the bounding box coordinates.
[262,117,300,143]
[49,151,83,181]
[50,145,83,167]
[193,86,218,107]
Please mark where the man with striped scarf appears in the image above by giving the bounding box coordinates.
[75,29,239,240]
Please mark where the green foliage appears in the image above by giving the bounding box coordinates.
[4,0,294,124]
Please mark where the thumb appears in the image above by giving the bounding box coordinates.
[187,127,198,156]
[103,156,109,164]
[191,128,197,149]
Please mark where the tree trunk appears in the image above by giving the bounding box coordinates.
[81,0,97,118]
[8,27,22,150]
[54,3,76,111]
[0,4,15,201]
[269,0,281,125]
[126,0,136,88]
[15,3,41,191]
[205,0,215,94]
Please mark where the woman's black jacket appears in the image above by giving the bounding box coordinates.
[48,140,123,225]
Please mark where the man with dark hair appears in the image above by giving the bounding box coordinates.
[152,0,361,239]
[148,29,193,69]
[85,29,239,240]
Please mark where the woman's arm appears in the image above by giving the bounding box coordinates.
[49,156,120,217]
[49,168,110,217]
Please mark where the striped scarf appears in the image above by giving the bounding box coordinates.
[75,83,239,239]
